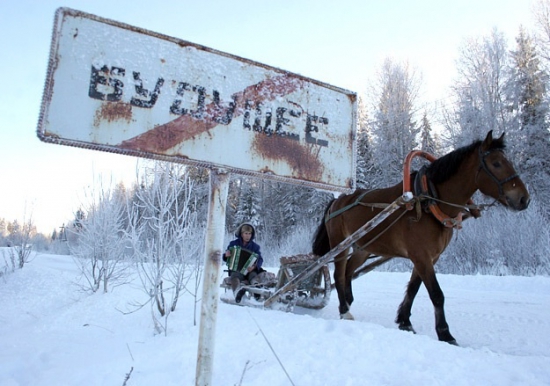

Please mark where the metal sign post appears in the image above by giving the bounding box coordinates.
[196,169,229,386]
[37,8,357,385]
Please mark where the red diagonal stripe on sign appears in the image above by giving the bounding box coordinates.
[119,74,304,153]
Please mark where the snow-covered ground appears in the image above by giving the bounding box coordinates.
[1,252,549,385]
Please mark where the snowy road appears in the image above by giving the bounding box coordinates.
[1,253,549,385]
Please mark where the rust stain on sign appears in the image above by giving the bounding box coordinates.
[94,102,132,126]
[252,134,323,182]
[118,74,303,153]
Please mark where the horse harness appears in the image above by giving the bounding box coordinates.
[412,166,469,229]
[325,147,511,231]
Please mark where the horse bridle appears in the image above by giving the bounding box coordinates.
[477,147,519,198]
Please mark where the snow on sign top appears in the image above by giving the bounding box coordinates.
[37,8,357,192]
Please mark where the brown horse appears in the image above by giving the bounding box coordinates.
[312,131,530,344]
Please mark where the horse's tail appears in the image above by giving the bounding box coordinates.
[312,199,334,256]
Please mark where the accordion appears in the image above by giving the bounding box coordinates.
[227,246,258,275]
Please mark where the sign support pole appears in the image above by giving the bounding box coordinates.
[195,168,230,386]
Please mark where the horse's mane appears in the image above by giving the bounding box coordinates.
[426,135,506,184]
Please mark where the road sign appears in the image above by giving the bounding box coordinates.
[37,8,358,385]
[37,7,356,192]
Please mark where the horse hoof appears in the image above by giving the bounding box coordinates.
[446,339,459,346]
[340,312,354,320]
[398,325,416,334]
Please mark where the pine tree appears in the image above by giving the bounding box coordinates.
[356,96,381,189]
[233,177,261,230]
[419,112,437,155]
[369,58,420,184]
[447,29,509,147]
[505,26,550,213]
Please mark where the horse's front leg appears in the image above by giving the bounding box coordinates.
[395,268,422,333]
[415,260,457,345]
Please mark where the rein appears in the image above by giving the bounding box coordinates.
[416,193,498,214]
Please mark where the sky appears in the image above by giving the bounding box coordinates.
[0,0,535,234]
[1,252,549,385]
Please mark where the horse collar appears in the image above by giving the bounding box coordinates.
[413,165,465,229]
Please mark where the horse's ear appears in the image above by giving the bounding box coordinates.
[482,130,494,150]
[482,130,505,151]
[495,132,506,148]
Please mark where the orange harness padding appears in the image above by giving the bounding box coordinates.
[402,150,471,229]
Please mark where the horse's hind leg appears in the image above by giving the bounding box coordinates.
[395,268,422,333]
[333,250,354,320]
[344,252,369,308]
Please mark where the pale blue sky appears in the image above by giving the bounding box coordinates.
[0,0,534,233]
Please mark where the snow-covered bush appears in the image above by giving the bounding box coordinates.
[127,162,204,334]
[69,183,130,293]
[440,199,550,276]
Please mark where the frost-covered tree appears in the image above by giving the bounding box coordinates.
[127,162,203,334]
[0,218,6,241]
[533,0,550,66]
[433,26,550,274]
[69,185,129,293]
[7,211,36,269]
[369,58,421,184]
[440,202,550,276]
[182,166,209,222]
[232,176,261,229]
[505,26,550,210]
[445,29,509,147]
[0,214,35,273]
[356,95,380,189]
[419,112,438,155]
[258,180,290,242]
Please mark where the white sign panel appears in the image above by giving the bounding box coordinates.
[38,8,357,191]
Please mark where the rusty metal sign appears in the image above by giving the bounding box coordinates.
[37,7,357,191]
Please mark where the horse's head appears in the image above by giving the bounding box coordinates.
[476,131,530,211]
